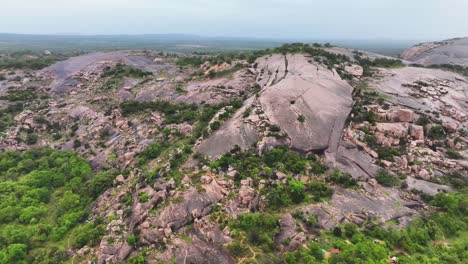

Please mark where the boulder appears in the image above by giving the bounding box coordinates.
[238,186,256,207]
[393,109,415,122]
[375,123,409,138]
[409,125,425,140]
[417,169,430,180]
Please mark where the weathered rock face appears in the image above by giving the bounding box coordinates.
[175,69,256,105]
[40,51,171,94]
[369,67,468,139]
[301,184,419,230]
[197,53,354,157]
[154,232,235,264]
[401,37,468,66]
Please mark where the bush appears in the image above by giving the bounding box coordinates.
[375,146,401,161]
[297,114,305,123]
[375,169,400,187]
[264,181,308,209]
[210,121,221,130]
[308,181,334,201]
[329,169,357,188]
[71,222,105,248]
[446,149,462,160]
[138,142,169,165]
[25,134,38,145]
[233,213,280,251]
[310,162,326,175]
[127,236,139,247]
[138,193,150,203]
[73,139,82,148]
[427,125,446,140]
[226,241,251,258]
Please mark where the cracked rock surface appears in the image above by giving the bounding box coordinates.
[197,53,354,157]
[401,37,468,66]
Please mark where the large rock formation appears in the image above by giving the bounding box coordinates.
[401,37,468,66]
[369,66,468,126]
[39,51,173,94]
[197,53,354,157]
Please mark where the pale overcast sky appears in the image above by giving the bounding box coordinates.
[1,0,467,40]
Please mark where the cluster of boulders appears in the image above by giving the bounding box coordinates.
[177,68,256,105]
[404,79,454,99]
[345,104,467,182]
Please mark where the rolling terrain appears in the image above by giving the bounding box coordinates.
[0,40,467,264]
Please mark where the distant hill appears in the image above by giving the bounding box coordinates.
[401,37,468,66]
[0,33,416,55]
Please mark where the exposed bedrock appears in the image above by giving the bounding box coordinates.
[401,37,468,66]
[197,53,354,158]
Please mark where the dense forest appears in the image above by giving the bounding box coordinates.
[0,149,116,263]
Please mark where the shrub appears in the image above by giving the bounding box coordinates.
[210,121,221,130]
[127,236,139,247]
[375,169,400,187]
[375,146,401,161]
[242,107,252,118]
[308,181,334,201]
[73,139,82,148]
[233,213,280,251]
[226,241,251,258]
[446,149,462,160]
[310,162,326,175]
[329,169,357,188]
[305,214,319,228]
[25,134,38,145]
[427,125,446,140]
[297,114,305,123]
[269,124,281,132]
[138,193,150,203]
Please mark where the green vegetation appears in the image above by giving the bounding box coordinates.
[210,120,221,130]
[375,169,401,187]
[133,100,243,184]
[120,99,242,141]
[207,64,244,79]
[0,88,47,135]
[138,193,150,203]
[328,169,357,188]
[0,103,23,134]
[99,63,152,90]
[297,114,305,123]
[230,213,280,253]
[0,148,114,263]
[210,147,315,179]
[102,63,152,79]
[0,51,69,70]
[413,64,468,77]
[0,89,43,102]
[446,149,463,160]
[209,147,334,209]
[354,55,405,76]
[427,125,447,140]
[265,180,329,209]
[176,57,205,68]
[231,190,468,263]
[349,82,390,125]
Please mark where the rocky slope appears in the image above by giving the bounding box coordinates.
[401,37,468,66]
[0,43,466,263]
[197,53,353,157]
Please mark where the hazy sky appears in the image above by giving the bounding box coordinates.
[2,0,467,40]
